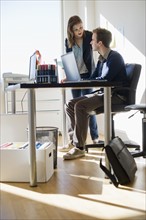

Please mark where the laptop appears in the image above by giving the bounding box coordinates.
[29,52,37,82]
[61,51,88,82]
[61,51,108,84]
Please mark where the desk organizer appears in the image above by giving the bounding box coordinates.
[0,142,54,182]
[36,64,58,83]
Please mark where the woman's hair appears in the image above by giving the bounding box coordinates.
[93,28,112,48]
[67,15,84,48]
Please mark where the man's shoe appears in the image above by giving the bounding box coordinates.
[63,147,85,160]
[59,141,74,152]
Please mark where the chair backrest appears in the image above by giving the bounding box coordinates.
[91,63,141,115]
[125,63,141,105]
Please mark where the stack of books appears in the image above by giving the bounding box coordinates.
[0,142,51,150]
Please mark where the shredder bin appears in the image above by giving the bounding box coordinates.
[27,126,58,169]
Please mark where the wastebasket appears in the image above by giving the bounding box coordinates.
[29,126,58,169]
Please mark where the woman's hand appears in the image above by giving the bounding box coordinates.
[60,77,67,83]
[35,50,41,65]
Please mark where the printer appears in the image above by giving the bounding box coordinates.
[2,72,30,113]
[3,72,29,90]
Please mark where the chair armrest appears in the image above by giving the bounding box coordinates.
[112,87,133,95]
[90,88,104,94]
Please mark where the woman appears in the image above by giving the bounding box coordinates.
[61,15,99,150]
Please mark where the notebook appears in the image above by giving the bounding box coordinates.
[61,51,90,82]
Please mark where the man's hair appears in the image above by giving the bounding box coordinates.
[67,15,84,48]
[93,28,112,48]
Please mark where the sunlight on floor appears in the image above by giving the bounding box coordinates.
[69,173,110,184]
[1,182,145,220]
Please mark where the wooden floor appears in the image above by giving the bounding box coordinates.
[1,135,146,220]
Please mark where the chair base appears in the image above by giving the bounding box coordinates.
[85,140,140,153]
[125,104,146,159]
[85,141,104,152]
[131,150,146,158]
[123,141,140,150]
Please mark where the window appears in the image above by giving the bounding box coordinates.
[1,0,62,78]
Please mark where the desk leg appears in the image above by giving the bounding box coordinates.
[104,87,111,170]
[11,90,16,114]
[61,89,67,146]
[28,89,37,187]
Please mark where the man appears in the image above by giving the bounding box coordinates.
[63,27,129,160]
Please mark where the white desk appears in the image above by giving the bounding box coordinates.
[6,81,121,186]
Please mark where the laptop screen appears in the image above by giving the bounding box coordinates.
[29,53,37,81]
[61,51,81,81]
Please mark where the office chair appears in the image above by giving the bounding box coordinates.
[85,63,142,152]
[125,104,146,158]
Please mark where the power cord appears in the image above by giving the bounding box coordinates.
[128,110,139,119]
[21,90,27,112]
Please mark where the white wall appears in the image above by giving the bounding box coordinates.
[0,114,28,143]
[95,0,145,103]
